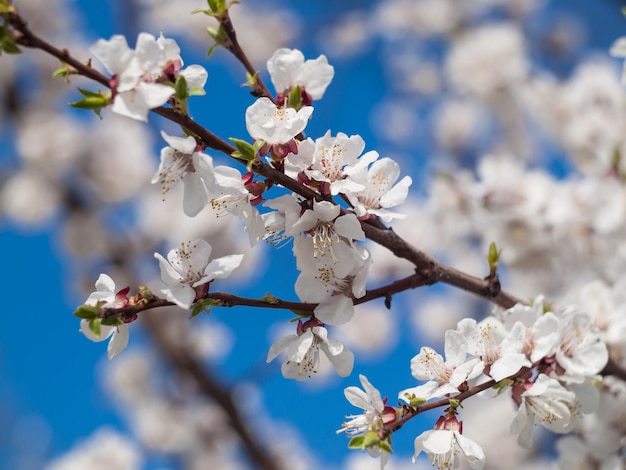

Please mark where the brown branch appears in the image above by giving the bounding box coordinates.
[7,9,523,311]
[219,10,275,102]
[142,314,283,470]
[7,13,110,87]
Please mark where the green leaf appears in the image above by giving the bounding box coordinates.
[175,73,188,101]
[260,292,279,304]
[74,305,100,320]
[493,378,513,393]
[409,396,426,408]
[288,309,312,320]
[206,26,228,45]
[189,298,218,319]
[361,431,380,450]
[1,38,20,54]
[77,87,107,98]
[205,43,218,59]
[188,87,206,97]
[243,71,258,90]
[52,67,71,78]
[378,439,393,454]
[69,94,110,113]
[229,137,256,162]
[88,318,101,338]
[487,242,501,270]
[207,0,226,12]
[347,436,365,449]
[288,85,302,109]
[101,316,122,326]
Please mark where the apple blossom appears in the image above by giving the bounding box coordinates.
[413,427,485,470]
[510,374,577,448]
[90,32,207,121]
[399,329,483,402]
[79,273,130,360]
[301,131,367,196]
[245,97,313,157]
[154,239,243,309]
[338,374,396,436]
[267,48,334,103]
[495,297,560,364]
[152,131,214,217]
[456,316,528,382]
[290,200,365,263]
[554,306,609,381]
[338,374,395,469]
[204,164,266,246]
[266,318,354,380]
[343,152,413,222]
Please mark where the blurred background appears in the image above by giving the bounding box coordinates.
[1,0,626,469]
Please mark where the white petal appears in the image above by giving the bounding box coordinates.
[181,64,208,90]
[154,252,182,285]
[313,295,354,325]
[94,273,115,294]
[266,334,297,363]
[299,55,334,99]
[182,173,208,217]
[161,131,197,154]
[90,35,133,75]
[344,385,373,411]
[188,239,213,273]
[313,200,340,222]
[334,214,365,241]
[455,433,486,469]
[358,374,385,413]
[287,331,314,363]
[80,319,114,342]
[380,175,412,208]
[199,254,244,283]
[323,343,354,377]
[107,325,129,360]
[162,284,195,309]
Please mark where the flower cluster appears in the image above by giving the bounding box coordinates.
[91,32,207,121]
[339,296,609,469]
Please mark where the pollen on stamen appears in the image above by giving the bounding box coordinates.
[156,150,194,200]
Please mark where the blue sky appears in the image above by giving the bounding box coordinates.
[1,0,626,469]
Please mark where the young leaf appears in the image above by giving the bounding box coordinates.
[101,316,123,326]
[88,318,101,338]
[74,305,100,320]
[175,73,188,101]
[347,436,365,449]
[229,137,256,162]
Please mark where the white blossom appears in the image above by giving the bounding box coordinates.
[456,316,528,382]
[245,97,313,144]
[399,329,483,402]
[79,274,130,360]
[510,374,577,448]
[554,306,609,381]
[266,319,354,380]
[151,131,214,217]
[343,151,412,222]
[154,239,243,309]
[267,48,334,101]
[413,429,485,470]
